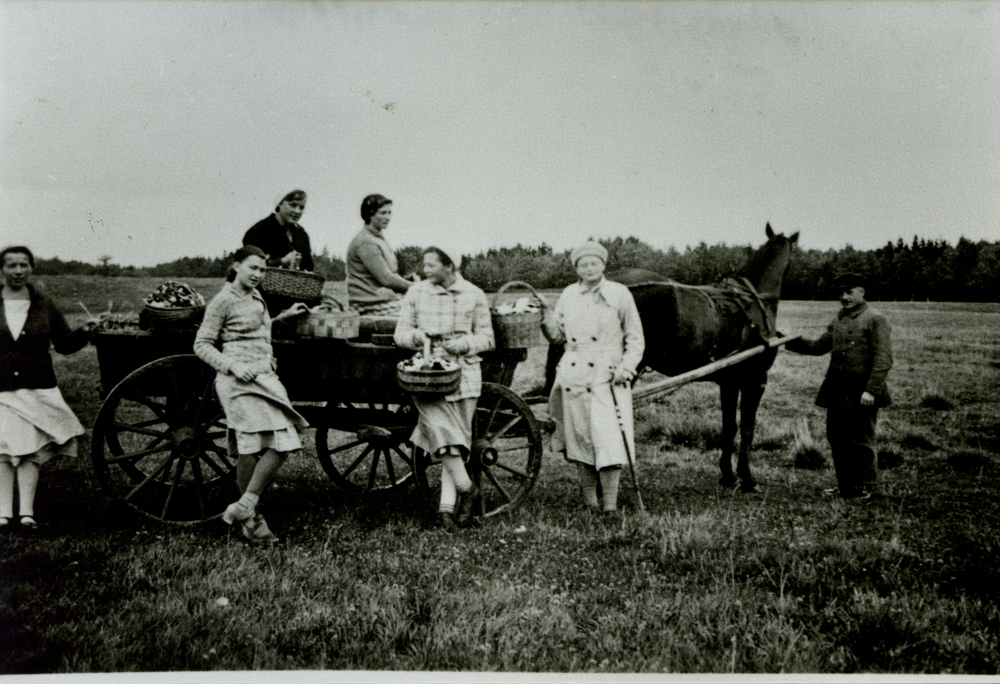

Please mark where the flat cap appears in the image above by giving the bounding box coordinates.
[832,272,867,291]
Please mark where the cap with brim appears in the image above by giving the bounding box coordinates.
[570,242,608,266]
[832,272,867,291]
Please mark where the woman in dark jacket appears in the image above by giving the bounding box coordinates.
[0,246,96,530]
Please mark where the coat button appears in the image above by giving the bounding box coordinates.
[13,371,19,376]
[586,387,591,392]
[591,336,597,341]
[588,362,594,367]
[571,362,575,366]
[571,338,576,342]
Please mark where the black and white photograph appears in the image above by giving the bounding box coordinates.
[1,1,998,677]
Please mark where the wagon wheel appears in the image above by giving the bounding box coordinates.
[315,402,417,492]
[91,354,236,525]
[414,382,542,518]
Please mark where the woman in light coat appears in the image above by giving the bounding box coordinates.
[543,242,644,516]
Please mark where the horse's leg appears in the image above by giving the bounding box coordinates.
[736,377,767,492]
[718,383,738,487]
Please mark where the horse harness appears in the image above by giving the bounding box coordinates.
[696,277,777,362]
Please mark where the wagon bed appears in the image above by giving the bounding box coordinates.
[90,324,543,526]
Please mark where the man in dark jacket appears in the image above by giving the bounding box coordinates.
[786,273,893,498]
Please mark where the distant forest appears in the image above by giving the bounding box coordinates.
[34,236,1000,302]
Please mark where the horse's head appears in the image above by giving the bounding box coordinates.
[745,223,799,296]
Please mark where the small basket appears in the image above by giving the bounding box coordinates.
[141,284,206,329]
[261,267,324,301]
[397,358,461,397]
[491,281,544,349]
[296,297,359,340]
[141,304,205,327]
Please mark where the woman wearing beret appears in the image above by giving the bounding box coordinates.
[0,246,97,531]
[543,242,645,517]
[347,194,414,316]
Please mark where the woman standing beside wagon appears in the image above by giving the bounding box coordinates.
[194,245,309,544]
[543,242,645,517]
[0,246,97,531]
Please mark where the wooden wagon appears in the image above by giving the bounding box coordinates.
[90,320,545,525]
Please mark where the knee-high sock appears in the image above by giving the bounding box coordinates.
[0,462,15,519]
[16,462,40,517]
[577,463,599,508]
[439,464,457,514]
[599,468,621,512]
[439,451,473,514]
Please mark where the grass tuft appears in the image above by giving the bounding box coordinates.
[794,446,826,470]
[920,393,954,411]
[946,450,993,474]
[900,434,938,452]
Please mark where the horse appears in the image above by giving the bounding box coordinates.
[543,224,798,492]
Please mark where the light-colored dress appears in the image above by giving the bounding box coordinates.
[194,282,308,455]
[393,275,494,453]
[0,294,85,466]
[545,278,645,470]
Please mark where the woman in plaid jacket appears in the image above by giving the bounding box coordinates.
[394,247,494,533]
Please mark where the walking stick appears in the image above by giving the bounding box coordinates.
[610,384,645,514]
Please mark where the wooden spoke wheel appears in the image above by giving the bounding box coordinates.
[91,355,236,525]
[314,402,417,492]
[415,383,543,517]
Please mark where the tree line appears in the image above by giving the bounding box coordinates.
[33,235,1000,302]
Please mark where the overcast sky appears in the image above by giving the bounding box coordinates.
[2,1,998,267]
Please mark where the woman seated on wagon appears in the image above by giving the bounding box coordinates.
[194,245,310,544]
[346,194,414,316]
[243,189,314,272]
[393,247,494,533]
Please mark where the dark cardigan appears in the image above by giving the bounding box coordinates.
[0,284,90,391]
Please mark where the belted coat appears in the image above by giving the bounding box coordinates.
[544,278,645,470]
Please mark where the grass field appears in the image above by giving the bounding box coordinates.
[1,276,998,674]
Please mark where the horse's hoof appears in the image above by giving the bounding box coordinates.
[719,477,737,488]
[741,483,760,494]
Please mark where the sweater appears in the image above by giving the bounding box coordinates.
[0,284,90,391]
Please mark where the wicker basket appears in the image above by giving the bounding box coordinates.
[397,359,461,396]
[491,281,544,349]
[261,267,324,301]
[296,298,359,340]
[140,303,205,329]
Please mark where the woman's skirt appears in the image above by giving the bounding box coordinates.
[411,397,477,455]
[215,371,308,456]
[0,388,84,467]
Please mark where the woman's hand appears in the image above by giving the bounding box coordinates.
[442,336,470,356]
[280,250,301,269]
[277,302,309,321]
[230,361,257,382]
[81,319,100,333]
[410,329,428,348]
[611,366,634,386]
